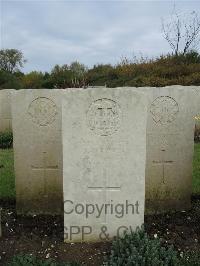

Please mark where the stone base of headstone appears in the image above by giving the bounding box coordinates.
[146,198,191,214]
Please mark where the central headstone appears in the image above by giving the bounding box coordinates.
[63,87,147,242]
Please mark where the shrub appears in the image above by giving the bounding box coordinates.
[104,227,179,266]
[0,131,13,149]
[180,251,200,266]
[7,254,80,266]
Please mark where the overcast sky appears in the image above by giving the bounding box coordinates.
[1,0,199,73]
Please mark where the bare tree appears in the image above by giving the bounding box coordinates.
[162,9,200,55]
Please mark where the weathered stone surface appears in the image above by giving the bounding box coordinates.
[191,86,200,140]
[63,87,147,242]
[12,89,63,215]
[143,86,196,213]
[0,89,14,132]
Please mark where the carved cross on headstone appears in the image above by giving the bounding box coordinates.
[87,169,121,224]
[31,151,58,196]
[153,149,174,184]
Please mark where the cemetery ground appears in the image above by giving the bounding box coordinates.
[0,147,200,265]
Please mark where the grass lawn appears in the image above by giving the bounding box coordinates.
[0,148,15,199]
[193,143,200,195]
[0,144,200,200]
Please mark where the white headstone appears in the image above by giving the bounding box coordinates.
[12,89,63,215]
[0,89,14,132]
[144,86,196,213]
[63,87,147,242]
